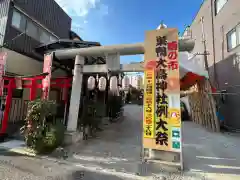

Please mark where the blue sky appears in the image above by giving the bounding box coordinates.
[55,0,204,64]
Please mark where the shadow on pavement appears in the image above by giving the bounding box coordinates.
[0,149,26,156]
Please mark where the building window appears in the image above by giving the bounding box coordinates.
[39,30,50,44]
[26,20,39,40]
[50,35,57,42]
[227,25,240,51]
[237,28,240,43]
[11,8,58,44]
[11,10,26,31]
[227,30,237,50]
[12,11,21,28]
[215,0,228,15]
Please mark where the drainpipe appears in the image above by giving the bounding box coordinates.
[211,0,219,89]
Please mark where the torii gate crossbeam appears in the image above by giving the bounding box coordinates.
[54,37,194,60]
[82,63,144,73]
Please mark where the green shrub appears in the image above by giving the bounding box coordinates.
[20,99,65,154]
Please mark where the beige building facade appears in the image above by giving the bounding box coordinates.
[184,0,240,128]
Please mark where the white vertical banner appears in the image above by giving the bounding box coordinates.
[0,52,7,96]
[42,53,53,100]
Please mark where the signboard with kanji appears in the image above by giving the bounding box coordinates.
[143,69,155,138]
[143,28,182,154]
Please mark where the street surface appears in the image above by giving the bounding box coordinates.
[0,104,240,179]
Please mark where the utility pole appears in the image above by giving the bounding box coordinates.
[200,17,209,73]
[210,1,219,89]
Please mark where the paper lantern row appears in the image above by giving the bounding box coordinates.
[87,76,119,92]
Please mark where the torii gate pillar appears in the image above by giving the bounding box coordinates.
[64,55,84,144]
[67,55,84,131]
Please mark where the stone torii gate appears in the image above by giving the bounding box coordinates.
[51,32,195,170]
[53,37,194,132]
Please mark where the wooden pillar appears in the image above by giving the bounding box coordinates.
[30,79,37,101]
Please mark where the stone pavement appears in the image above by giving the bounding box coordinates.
[182,122,240,180]
[62,104,240,180]
[64,104,145,179]
[0,104,240,180]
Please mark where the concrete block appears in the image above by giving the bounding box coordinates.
[150,150,180,162]
[63,131,83,145]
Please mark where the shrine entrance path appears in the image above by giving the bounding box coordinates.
[64,104,240,180]
[65,104,143,179]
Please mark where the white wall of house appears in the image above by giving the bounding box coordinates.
[3,48,65,77]
[2,48,67,101]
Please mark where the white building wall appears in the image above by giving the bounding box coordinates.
[129,75,143,89]
[2,48,67,100]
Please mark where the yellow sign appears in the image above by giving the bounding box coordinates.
[155,104,171,150]
[143,28,182,153]
[143,70,155,138]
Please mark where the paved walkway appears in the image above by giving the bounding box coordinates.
[183,122,240,180]
[64,104,240,180]
[64,104,144,179]
[0,104,240,180]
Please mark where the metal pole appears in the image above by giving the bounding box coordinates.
[67,55,84,131]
